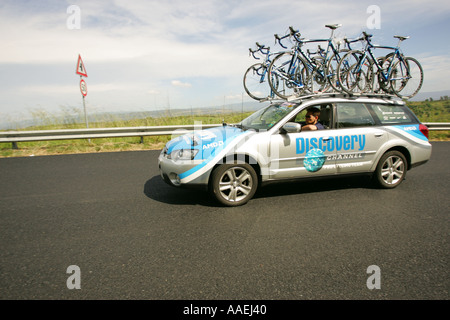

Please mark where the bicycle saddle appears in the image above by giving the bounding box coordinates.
[325,24,342,30]
[394,35,410,41]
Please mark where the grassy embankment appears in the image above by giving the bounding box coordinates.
[0,99,448,158]
[0,111,253,157]
[407,99,450,139]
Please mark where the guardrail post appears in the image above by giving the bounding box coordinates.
[140,136,144,144]
[12,142,18,150]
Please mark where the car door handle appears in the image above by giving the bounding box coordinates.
[322,137,331,141]
[374,132,384,137]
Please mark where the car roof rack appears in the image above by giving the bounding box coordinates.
[256,92,403,106]
[285,92,401,102]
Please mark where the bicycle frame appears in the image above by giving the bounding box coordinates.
[273,25,343,92]
[289,28,341,80]
[353,34,408,83]
[278,25,361,92]
[272,48,306,88]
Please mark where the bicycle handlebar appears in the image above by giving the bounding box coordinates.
[274,26,302,48]
[362,31,373,40]
[288,26,302,42]
[249,42,270,59]
[344,36,365,44]
[272,25,404,53]
[274,33,289,49]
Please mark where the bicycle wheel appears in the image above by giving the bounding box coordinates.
[337,50,371,95]
[390,57,423,99]
[243,63,273,101]
[373,53,396,95]
[309,56,330,93]
[325,48,349,92]
[268,52,309,99]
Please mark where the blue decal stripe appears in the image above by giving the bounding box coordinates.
[179,159,209,179]
[179,130,249,182]
[393,125,428,141]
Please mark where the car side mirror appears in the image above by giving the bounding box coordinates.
[280,122,301,134]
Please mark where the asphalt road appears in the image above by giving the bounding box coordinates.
[0,142,448,300]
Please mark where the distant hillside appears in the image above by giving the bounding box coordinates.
[0,100,264,130]
[410,90,450,102]
[406,98,450,122]
[1,91,449,130]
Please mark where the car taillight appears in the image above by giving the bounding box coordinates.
[419,124,429,139]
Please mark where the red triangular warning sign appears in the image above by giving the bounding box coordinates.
[76,54,88,77]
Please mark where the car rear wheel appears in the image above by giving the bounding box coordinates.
[210,163,258,206]
[374,150,407,188]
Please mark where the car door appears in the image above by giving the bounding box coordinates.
[268,104,339,179]
[334,102,388,173]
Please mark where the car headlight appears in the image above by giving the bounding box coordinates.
[170,148,199,161]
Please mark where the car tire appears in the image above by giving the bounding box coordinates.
[373,150,407,189]
[210,162,258,206]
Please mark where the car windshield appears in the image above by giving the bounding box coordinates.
[240,102,299,131]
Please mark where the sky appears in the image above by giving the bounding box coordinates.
[1,0,449,124]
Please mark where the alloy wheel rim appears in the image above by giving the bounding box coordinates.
[219,167,253,202]
[381,155,405,185]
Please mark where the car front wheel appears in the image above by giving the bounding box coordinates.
[210,163,258,206]
[374,150,407,188]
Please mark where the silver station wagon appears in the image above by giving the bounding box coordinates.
[158,93,432,206]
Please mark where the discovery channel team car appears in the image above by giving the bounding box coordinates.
[158,94,431,206]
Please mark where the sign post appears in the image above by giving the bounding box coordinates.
[76,55,89,131]
[79,79,88,130]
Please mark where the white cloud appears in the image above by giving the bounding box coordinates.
[19,84,75,94]
[171,80,192,88]
[414,53,450,92]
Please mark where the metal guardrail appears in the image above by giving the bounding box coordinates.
[0,123,448,149]
[422,122,450,131]
[0,124,218,149]
[0,124,219,142]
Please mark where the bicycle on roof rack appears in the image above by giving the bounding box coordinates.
[265,27,310,99]
[294,24,363,93]
[243,42,287,101]
[267,24,363,99]
[243,26,424,102]
[336,31,424,99]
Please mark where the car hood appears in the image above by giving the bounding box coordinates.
[166,125,248,160]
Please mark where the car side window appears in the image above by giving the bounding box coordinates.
[317,104,332,129]
[291,104,333,129]
[336,103,376,128]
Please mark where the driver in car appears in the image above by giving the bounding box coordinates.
[301,107,324,130]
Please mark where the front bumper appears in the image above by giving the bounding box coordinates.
[158,151,209,188]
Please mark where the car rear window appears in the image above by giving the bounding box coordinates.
[336,103,376,128]
[368,103,417,124]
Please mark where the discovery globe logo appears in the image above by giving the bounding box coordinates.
[303,148,326,172]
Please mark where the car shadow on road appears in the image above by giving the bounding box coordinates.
[144,174,374,206]
[254,175,374,200]
[143,175,218,206]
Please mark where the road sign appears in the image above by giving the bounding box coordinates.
[76,54,88,77]
[80,79,88,96]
